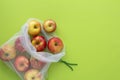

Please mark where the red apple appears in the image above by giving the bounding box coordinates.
[48,37,64,54]
[43,19,56,33]
[30,57,46,70]
[15,37,26,53]
[0,45,16,61]
[28,20,41,36]
[14,56,30,72]
[32,36,46,52]
[24,69,42,80]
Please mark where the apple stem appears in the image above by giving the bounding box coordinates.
[59,59,78,71]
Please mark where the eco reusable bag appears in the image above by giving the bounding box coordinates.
[0,18,65,80]
[0,18,77,80]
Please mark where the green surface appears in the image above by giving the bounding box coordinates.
[0,0,120,80]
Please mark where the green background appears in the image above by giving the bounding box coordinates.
[0,0,120,80]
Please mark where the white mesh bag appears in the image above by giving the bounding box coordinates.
[0,18,65,80]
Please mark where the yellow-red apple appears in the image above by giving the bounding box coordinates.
[32,36,46,52]
[48,37,64,54]
[24,69,41,80]
[0,45,16,61]
[15,37,26,53]
[28,20,41,36]
[43,19,56,33]
[30,57,46,70]
[14,56,30,72]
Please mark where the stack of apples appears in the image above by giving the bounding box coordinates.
[28,19,64,54]
[0,19,64,80]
